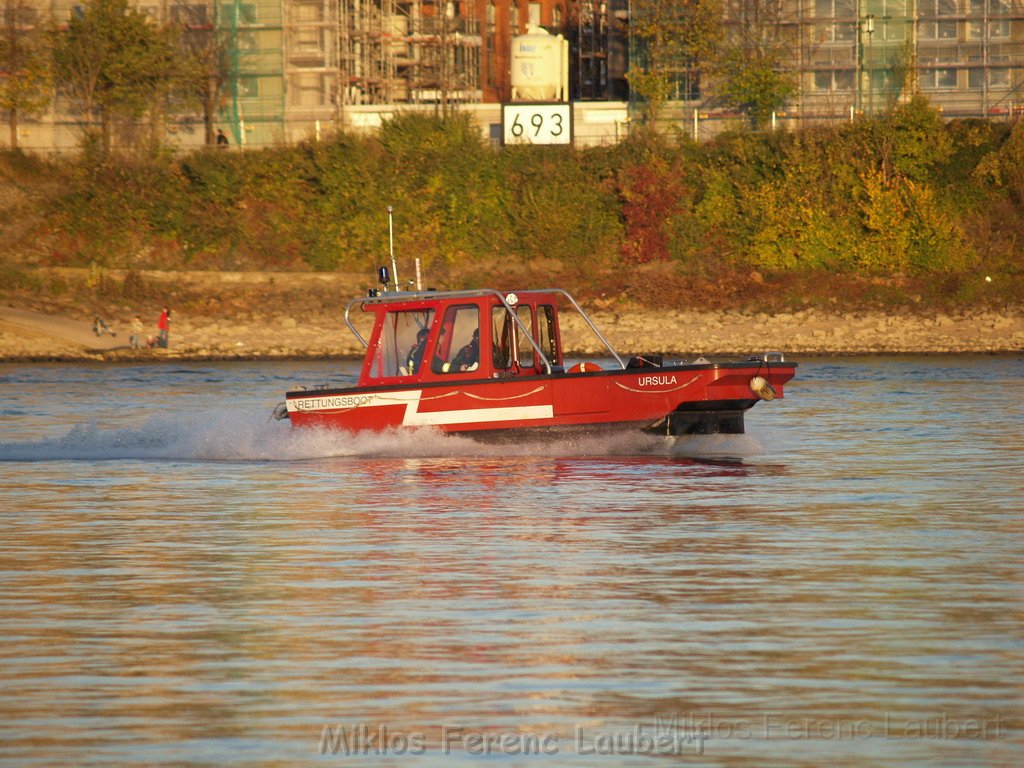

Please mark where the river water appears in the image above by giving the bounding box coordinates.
[0,356,1021,767]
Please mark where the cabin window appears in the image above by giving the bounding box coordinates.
[491,305,549,370]
[537,305,558,363]
[433,305,480,373]
[369,309,434,378]
[516,306,535,368]
[492,307,514,370]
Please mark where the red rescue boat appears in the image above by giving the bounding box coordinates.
[276,279,796,440]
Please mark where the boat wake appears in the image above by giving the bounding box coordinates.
[0,409,765,462]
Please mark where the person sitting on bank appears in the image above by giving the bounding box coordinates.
[92,316,115,337]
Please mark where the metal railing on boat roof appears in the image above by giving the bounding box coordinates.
[343,288,626,373]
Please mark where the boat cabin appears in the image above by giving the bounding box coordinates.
[348,289,576,387]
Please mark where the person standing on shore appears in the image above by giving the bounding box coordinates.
[130,316,143,349]
[157,307,171,349]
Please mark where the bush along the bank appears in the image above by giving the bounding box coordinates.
[8,103,1024,291]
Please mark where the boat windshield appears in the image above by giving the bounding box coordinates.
[368,309,435,378]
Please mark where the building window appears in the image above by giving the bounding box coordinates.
[529,2,541,27]
[171,4,208,26]
[814,69,855,91]
[919,0,957,40]
[864,0,907,41]
[553,5,562,26]
[965,0,1011,39]
[968,67,1011,89]
[486,1,496,87]
[221,3,257,25]
[293,2,324,22]
[237,30,259,50]
[238,76,260,97]
[510,3,519,34]
[921,68,957,89]
[290,73,327,106]
[815,0,855,42]
[294,27,322,53]
[990,19,1011,38]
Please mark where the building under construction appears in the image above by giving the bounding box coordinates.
[215,0,487,144]
[5,0,1023,151]
[629,0,1024,132]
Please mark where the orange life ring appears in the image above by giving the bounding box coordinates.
[568,362,603,373]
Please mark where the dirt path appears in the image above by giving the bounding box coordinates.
[1,307,126,358]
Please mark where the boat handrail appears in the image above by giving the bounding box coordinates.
[342,287,626,373]
[540,288,626,370]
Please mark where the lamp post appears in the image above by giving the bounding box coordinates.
[858,13,875,116]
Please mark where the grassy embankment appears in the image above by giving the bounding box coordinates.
[2,98,1023,321]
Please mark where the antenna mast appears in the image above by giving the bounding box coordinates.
[387,205,398,290]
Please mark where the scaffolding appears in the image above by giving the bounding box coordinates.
[739,0,1024,122]
[626,0,1024,132]
[338,0,481,107]
[217,0,286,145]
[285,0,340,121]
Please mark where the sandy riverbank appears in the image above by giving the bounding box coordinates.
[2,267,1022,361]
[2,304,1022,362]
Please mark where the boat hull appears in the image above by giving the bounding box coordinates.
[285,361,796,437]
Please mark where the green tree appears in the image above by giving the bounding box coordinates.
[885,39,918,112]
[0,0,52,150]
[52,0,177,153]
[172,1,229,147]
[712,0,796,129]
[628,0,721,127]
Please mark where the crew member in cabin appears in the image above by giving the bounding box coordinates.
[406,327,429,374]
[449,328,480,372]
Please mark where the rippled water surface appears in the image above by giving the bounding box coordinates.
[1,357,1021,767]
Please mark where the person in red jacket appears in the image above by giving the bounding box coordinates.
[157,306,171,349]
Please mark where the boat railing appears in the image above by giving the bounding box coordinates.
[542,289,626,370]
[343,288,626,374]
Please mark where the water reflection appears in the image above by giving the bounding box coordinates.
[1,357,1022,766]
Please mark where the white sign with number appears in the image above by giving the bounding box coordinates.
[502,103,573,146]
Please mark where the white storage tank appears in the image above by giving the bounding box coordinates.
[510,26,568,102]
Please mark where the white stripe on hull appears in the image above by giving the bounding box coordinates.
[289,388,554,427]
